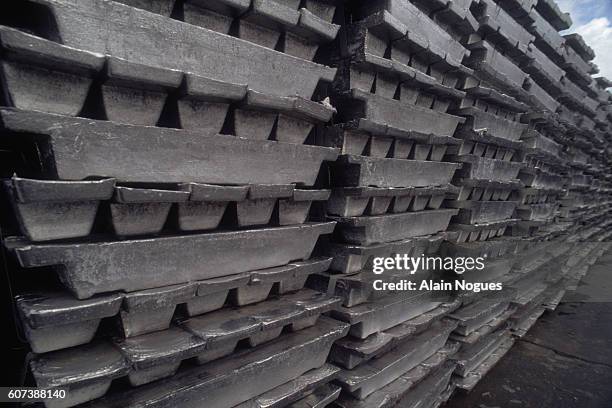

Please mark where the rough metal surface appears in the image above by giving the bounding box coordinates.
[0,108,338,185]
[2,1,612,407]
[0,26,104,116]
[331,155,461,188]
[331,209,459,245]
[31,0,336,98]
[81,317,349,408]
[11,222,335,299]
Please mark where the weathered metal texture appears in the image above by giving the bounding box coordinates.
[510,304,545,337]
[0,24,332,131]
[450,134,519,164]
[114,0,177,16]
[465,40,529,96]
[4,177,115,242]
[456,106,527,142]
[460,260,514,294]
[183,0,339,61]
[535,0,572,31]
[563,33,596,62]
[16,258,331,350]
[182,0,250,35]
[452,303,515,345]
[78,317,349,408]
[191,257,332,312]
[452,155,524,182]
[0,109,338,185]
[463,84,529,113]
[109,186,189,237]
[337,38,467,105]
[447,200,518,224]
[440,239,519,260]
[524,78,561,113]
[176,184,329,231]
[235,184,295,227]
[448,219,518,243]
[326,185,455,217]
[492,0,537,22]
[522,43,565,96]
[474,0,535,56]
[518,169,565,190]
[11,222,335,299]
[279,189,331,226]
[235,366,341,408]
[0,26,104,116]
[330,155,461,189]
[331,209,459,245]
[6,179,328,241]
[353,0,470,65]
[310,265,432,308]
[559,77,589,112]
[449,300,510,337]
[30,342,129,408]
[409,0,479,36]
[240,2,339,53]
[16,292,123,354]
[325,234,446,274]
[335,319,457,399]
[453,179,522,202]
[517,187,561,205]
[319,124,459,160]
[182,289,340,366]
[452,329,510,378]
[525,9,566,62]
[541,286,565,311]
[516,203,559,221]
[562,45,594,87]
[232,90,335,143]
[119,283,196,338]
[101,57,183,126]
[329,304,460,368]
[177,183,249,232]
[453,336,515,391]
[337,89,465,138]
[571,174,594,188]
[287,383,341,408]
[115,290,340,387]
[330,291,445,339]
[392,359,457,408]
[177,73,246,134]
[30,0,337,98]
[31,325,345,407]
[332,350,457,408]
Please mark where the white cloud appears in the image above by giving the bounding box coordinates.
[557,0,607,26]
[574,17,612,81]
[557,0,612,83]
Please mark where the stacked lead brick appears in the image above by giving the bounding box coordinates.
[401,0,528,394]
[435,0,612,393]
[1,0,611,407]
[0,0,356,407]
[309,1,475,406]
[467,0,611,359]
[511,0,611,334]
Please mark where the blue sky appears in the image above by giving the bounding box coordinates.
[557,0,612,82]
[557,0,612,26]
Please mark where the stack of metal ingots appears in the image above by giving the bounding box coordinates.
[443,0,612,394]
[1,0,612,407]
[311,1,475,406]
[423,0,528,395]
[0,0,358,407]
